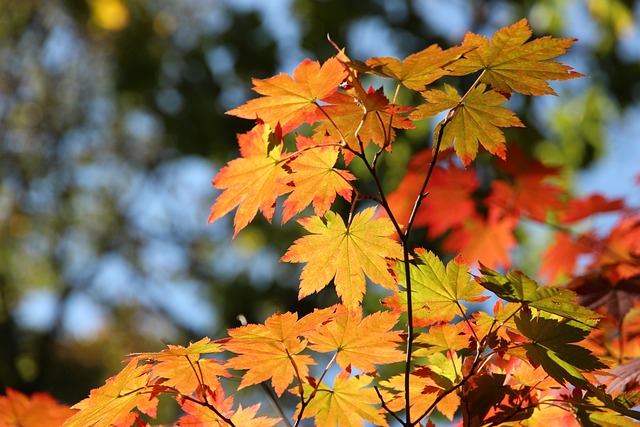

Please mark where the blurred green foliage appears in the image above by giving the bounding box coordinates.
[0,0,638,407]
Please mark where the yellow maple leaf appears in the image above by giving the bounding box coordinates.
[281,208,403,310]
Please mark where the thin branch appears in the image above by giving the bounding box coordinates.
[374,385,404,425]
[293,352,338,427]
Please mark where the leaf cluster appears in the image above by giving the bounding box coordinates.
[5,18,640,427]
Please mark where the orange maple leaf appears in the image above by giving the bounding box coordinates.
[378,372,439,422]
[450,18,583,96]
[443,209,517,269]
[130,338,229,396]
[0,388,76,427]
[281,208,403,310]
[304,305,404,372]
[207,123,291,236]
[226,57,347,133]
[178,389,278,427]
[591,214,640,279]
[411,84,524,166]
[222,309,334,396]
[313,87,414,156]
[360,43,476,91]
[63,359,157,427]
[281,135,355,223]
[296,368,388,427]
[540,231,595,283]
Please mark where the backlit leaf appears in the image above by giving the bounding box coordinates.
[207,123,291,236]
[304,305,404,372]
[559,194,625,224]
[414,322,471,356]
[64,359,158,427]
[384,251,488,326]
[540,232,594,283]
[227,57,347,133]
[0,388,76,427]
[223,310,334,396]
[130,338,229,396]
[442,210,517,270]
[478,265,601,325]
[313,88,414,155]
[411,84,524,166]
[359,43,475,91]
[281,135,355,223]
[281,208,403,310]
[450,19,584,96]
[296,368,388,427]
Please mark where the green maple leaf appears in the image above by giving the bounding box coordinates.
[449,18,584,96]
[514,311,607,388]
[384,251,488,326]
[477,265,601,326]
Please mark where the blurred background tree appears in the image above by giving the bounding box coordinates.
[1,0,638,408]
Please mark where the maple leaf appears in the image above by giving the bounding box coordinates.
[558,194,625,224]
[304,305,404,372]
[296,368,388,427]
[130,338,229,396]
[222,309,334,396]
[478,265,601,326]
[568,271,640,323]
[514,310,608,388]
[383,251,488,326]
[63,359,158,427]
[449,18,584,96]
[178,389,278,427]
[607,358,640,395]
[313,88,414,155]
[591,215,640,278]
[486,145,564,221]
[416,163,479,238]
[442,209,517,270]
[281,208,403,310]
[540,231,595,283]
[378,371,442,422]
[414,322,471,357]
[281,135,355,223]
[487,175,562,222]
[226,57,347,133]
[378,148,475,236]
[0,388,76,427]
[207,123,291,236]
[358,43,476,91]
[411,83,524,166]
[461,373,535,426]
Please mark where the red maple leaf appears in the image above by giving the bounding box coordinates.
[443,209,517,269]
[540,231,595,283]
[559,194,625,224]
